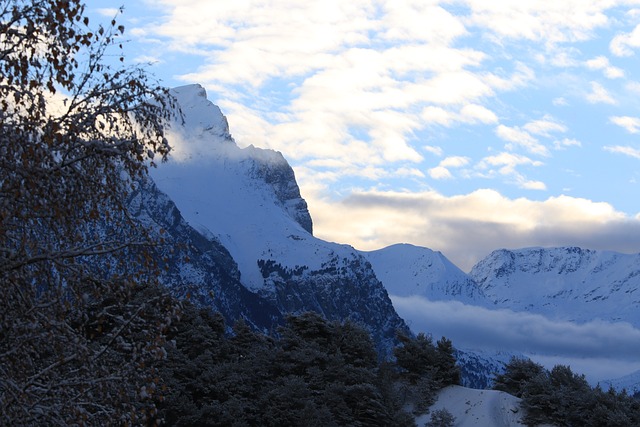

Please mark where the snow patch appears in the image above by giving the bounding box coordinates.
[417,386,526,427]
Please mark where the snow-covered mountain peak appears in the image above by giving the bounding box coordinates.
[145,85,409,353]
[171,84,231,139]
[469,246,640,323]
[163,84,234,163]
[362,243,488,304]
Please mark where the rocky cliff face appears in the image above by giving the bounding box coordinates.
[243,146,313,235]
[139,84,408,353]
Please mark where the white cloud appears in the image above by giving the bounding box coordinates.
[478,152,543,175]
[441,156,471,168]
[424,145,444,156]
[523,116,567,137]
[610,23,640,56]
[422,104,498,127]
[422,106,455,126]
[381,3,468,43]
[626,81,640,94]
[554,138,582,150]
[464,0,613,44]
[519,178,547,190]
[495,125,549,156]
[429,166,453,180]
[586,81,617,104]
[134,55,163,64]
[552,97,568,106]
[396,167,426,178]
[428,156,470,180]
[390,296,640,382]
[585,55,624,78]
[391,296,640,360]
[609,116,640,133]
[95,8,121,17]
[460,104,499,124]
[605,145,640,159]
[310,188,638,271]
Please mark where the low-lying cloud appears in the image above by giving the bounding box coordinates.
[391,295,640,382]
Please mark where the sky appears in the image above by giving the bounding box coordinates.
[91,1,640,271]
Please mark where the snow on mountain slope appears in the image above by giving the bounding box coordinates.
[417,386,526,427]
[602,369,640,394]
[151,84,316,290]
[362,243,488,304]
[470,247,640,324]
[148,84,408,352]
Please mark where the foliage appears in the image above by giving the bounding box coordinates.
[494,359,640,427]
[157,309,427,426]
[493,357,546,398]
[426,408,456,427]
[394,332,460,412]
[0,1,178,424]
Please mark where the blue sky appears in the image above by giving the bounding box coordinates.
[91,1,640,270]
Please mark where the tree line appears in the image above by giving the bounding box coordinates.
[494,357,640,426]
[154,306,461,426]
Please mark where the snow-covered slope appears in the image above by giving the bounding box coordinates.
[470,247,640,324]
[129,176,282,330]
[418,386,526,427]
[151,84,315,290]
[147,84,408,352]
[362,243,488,304]
[601,369,640,394]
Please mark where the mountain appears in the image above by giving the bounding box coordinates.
[363,243,640,389]
[361,243,488,304]
[365,244,640,325]
[601,369,640,395]
[132,84,640,391]
[470,246,640,324]
[142,84,408,353]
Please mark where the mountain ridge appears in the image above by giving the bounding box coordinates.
[144,84,409,354]
[141,83,640,388]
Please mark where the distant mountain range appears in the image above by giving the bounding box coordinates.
[132,84,640,390]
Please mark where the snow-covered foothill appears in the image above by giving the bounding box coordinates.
[417,386,526,427]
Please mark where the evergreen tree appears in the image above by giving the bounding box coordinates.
[426,408,456,427]
[493,357,546,398]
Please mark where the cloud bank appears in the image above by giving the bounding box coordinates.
[391,295,640,382]
[309,188,640,271]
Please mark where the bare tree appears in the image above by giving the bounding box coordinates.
[0,1,179,424]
